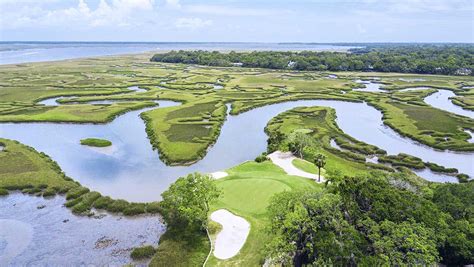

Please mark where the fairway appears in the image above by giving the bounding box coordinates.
[209,161,322,266]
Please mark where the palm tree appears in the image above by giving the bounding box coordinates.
[314,154,326,182]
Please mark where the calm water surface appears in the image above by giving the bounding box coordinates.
[1,99,472,201]
[0,42,356,65]
[0,193,165,265]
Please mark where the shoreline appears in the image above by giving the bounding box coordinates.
[0,42,358,66]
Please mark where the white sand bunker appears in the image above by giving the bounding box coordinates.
[210,171,228,179]
[268,151,324,181]
[210,209,250,260]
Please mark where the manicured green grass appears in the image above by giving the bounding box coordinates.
[80,138,112,147]
[292,158,317,174]
[207,161,321,266]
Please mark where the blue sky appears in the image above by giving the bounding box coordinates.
[0,0,473,42]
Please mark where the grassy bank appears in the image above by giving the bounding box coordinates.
[370,99,474,152]
[1,54,472,155]
[141,99,227,165]
[80,138,112,147]
[0,138,161,216]
[265,106,391,175]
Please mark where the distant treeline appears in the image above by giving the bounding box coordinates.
[151,44,474,75]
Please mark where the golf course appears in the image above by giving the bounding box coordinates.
[0,49,473,266]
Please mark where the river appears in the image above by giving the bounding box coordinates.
[1,98,472,202]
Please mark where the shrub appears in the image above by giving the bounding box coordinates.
[378,153,425,169]
[0,188,9,196]
[131,245,156,260]
[123,203,146,216]
[255,153,268,163]
[42,188,57,197]
[146,202,162,213]
[93,196,113,209]
[425,162,458,174]
[23,187,41,194]
[66,186,89,200]
[65,197,83,208]
[72,202,91,214]
[80,138,112,147]
[107,199,130,213]
[207,220,222,235]
[456,174,469,183]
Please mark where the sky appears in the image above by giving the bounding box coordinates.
[0,0,473,43]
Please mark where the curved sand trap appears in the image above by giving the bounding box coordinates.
[210,209,250,260]
[268,151,324,182]
[210,171,228,179]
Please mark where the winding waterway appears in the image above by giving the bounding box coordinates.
[1,98,472,202]
[423,89,474,119]
[354,80,474,119]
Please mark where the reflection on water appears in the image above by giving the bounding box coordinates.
[465,130,474,143]
[354,79,384,92]
[413,169,459,183]
[329,139,343,150]
[424,89,474,119]
[128,86,148,93]
[0,193,165,266]
[1,100,472,201]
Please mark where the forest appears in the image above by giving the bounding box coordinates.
[151,44,474,75]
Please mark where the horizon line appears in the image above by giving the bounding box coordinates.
[1,41,473,44]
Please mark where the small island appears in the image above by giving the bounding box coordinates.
[80,138,112,147]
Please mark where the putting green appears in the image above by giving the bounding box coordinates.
[216,178,290,215]
[208,161,321,266]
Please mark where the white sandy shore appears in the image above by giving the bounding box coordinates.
[268,151,324,182]
[210,171,228,179]
[210,209,250,260]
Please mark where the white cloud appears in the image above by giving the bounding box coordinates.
[175,17,212,29]
[356,24,367,34]
[0,0,157,29]
[359,0,473,13]
[185,4,283,16]
[165,0,181,9]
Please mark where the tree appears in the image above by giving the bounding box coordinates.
[161,173,221,229]
[367,219,440,265]
[314,153,326,182]
[266,190,362,266]
[432,183,474,265]
[287,131,313,158]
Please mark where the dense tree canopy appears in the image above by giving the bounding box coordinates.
[266,172,474,265]
[287,131,314,158]
[151,44,474,75]
[160,173,221,229]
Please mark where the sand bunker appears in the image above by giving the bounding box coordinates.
[210,209,250,260]
[268,151,324,182]
[210,171,228,179]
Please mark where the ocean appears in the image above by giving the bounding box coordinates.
[0,42,357,65]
